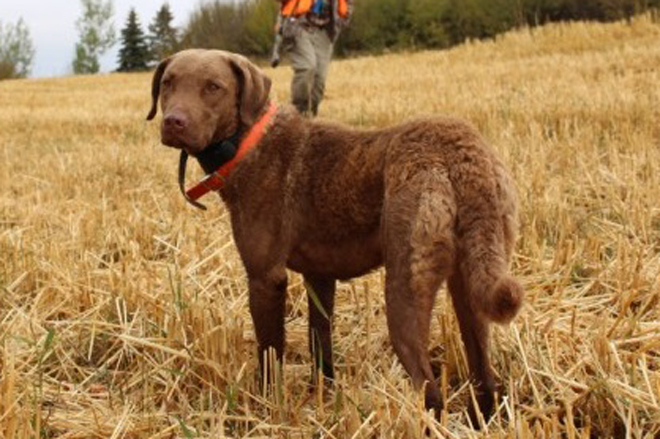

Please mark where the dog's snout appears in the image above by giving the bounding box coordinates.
[161,110,195,150]
[164,113,188,131]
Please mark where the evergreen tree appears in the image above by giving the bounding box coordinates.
[148,3,179,64]
[117,9,149,72]
[72,0,116,74]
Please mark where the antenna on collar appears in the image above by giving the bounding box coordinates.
[178,150,207,210]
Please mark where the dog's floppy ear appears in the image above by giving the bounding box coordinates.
[228,54,272,126]
[146,57,172,121]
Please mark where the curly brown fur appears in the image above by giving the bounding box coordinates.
[147,49,524,425]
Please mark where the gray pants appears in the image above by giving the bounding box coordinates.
[289,26,334,116]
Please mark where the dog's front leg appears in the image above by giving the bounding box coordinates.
[304,275,336,382]
[248,269,288,389]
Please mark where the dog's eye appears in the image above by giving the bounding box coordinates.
[206,81,223,93]
[161,78,172,88]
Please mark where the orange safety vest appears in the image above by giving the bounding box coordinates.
[281,0,348,18]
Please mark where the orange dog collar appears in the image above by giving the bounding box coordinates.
[185,102,278,206]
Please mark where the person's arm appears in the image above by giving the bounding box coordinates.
[347,0,354,20]
[343,0,354,25]
[274,13,282,33]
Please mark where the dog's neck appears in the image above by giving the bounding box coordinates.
[178,101,279,210]
[194,129,244,175]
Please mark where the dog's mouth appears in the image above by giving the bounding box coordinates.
[163,138,224,161]
[161,135,198,155]
[161,126,208,156]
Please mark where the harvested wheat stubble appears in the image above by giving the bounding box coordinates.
[1,14,660,439]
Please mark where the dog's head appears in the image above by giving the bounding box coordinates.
[146,49,272,155]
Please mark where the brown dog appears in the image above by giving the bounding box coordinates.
[147,49,523,425]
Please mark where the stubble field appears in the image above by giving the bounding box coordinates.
[1,15,660,438]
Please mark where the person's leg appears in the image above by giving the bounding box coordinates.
[289,28,317,115]
[310,28,334,116]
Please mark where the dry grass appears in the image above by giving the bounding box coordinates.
[2,15,660,438]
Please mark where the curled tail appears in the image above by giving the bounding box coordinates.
[475,274,524,324]
[447,129,523,323]
[459,217,524,324]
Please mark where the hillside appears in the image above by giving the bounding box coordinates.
[1,15,660,438]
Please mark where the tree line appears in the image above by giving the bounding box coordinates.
[340,0,660,53]
[1,0,659,80]
[183,0,660,57]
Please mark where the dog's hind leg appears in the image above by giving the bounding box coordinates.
[448,271,496,427]
[304,274,336,381]
[382,170,456,420]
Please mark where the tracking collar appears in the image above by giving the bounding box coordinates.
[178,102,278,210]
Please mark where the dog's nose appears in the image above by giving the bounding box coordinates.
[164,113,187,131]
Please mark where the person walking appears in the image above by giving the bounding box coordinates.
[274,0,353,117]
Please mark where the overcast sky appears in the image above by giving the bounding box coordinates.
[2,0,212,78]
